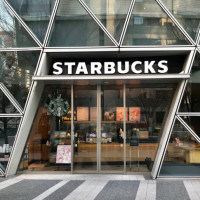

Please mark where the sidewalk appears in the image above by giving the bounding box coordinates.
[0,174,199,200]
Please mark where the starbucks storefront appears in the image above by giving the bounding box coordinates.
[11,50,194,177]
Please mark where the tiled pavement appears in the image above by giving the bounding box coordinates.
[0,174,199,200]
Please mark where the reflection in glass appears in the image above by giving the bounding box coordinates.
[101,85,124,171]
[73,85,97,171]
[0,118,21,172]
[0,1,38,48]
[179,53,200,112]
[160,120,200,176]
[83,0,132,42]
[126,86,174,172]
[48,0,114,46]
[19,85,71,172]
[162,0,200,41]
[0,90,18,113]
[180,116,200,138]
[123,0,190,45]
[0,51,40,108]
[6,0,56,43]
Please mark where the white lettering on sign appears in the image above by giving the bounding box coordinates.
[53,62,63,75]
[52,60,168,75]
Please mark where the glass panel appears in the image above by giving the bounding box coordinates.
[0,118,21,172]
[162,0,200,41]
[0,51,40,108]
[73,85,97,171]
[126,85,174,172]
[0,90,18,113]
[179,53,200,112]
[19,85,71,172]
[48,0,114,47]
[101,85,124,171]
[123,0,190,45]
[160,119,200,176]
[83,0,132,42]
[180,116,200,137]
[7,0,56,43]
[0,1,38,48]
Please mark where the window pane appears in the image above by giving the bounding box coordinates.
[160,119,200,176]
[0,1,38,48]
[0,118,21,172]
[0,51,40,108]
[180,116,200,137]
[7,0,56,43]
[162,0,200,41]
[179,53,200,112]
[83,0,132,42]
[0,90,18,113]
[19,85,71,172]
[48,0,114,47]
[123,0,190,45]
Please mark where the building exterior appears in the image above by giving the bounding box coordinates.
[0,0,200,179]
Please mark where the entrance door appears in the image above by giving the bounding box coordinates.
[100,85,124,172]
[126,86,174,172]
[73,85,98,172]
[72,83,175,173]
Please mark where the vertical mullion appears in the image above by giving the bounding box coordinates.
[123,83,126,174]
[43,0,60,47]
[119,0,136,46]
[97,84,101,173]
[71,83,74,174]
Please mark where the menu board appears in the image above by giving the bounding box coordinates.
[77,107,89,121]
[116,107,128,121]
[56,145,71,164]
[129,107,141,121]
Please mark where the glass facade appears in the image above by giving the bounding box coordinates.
[0,0,200,178]
[19,82,175,174]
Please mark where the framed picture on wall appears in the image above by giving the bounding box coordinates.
[129,107,141,121]
[116,107,128,121]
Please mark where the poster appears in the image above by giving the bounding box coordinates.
[116,107,128,121]
[56,145,71,164]
[77,107,89,121]
[104,108,115,121]
[129,107,141,121]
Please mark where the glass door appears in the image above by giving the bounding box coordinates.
[100,85,124,172]
[126,85,174,172]
[73,85,98,172]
